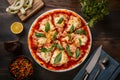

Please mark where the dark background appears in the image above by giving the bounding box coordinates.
[0,0,120,80]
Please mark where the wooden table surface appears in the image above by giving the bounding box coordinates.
[0,0,120,80]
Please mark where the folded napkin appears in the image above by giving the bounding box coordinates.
[73,48,120,80]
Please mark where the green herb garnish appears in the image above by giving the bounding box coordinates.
[80,0,109,27]
[35,32,46,38]
[49,43,57,51]
[41,47,48,52]
[66,44,72,56]
[57,17,64,24]
[41,43,57,52]
[57,44,64,50]
[75,49,80,58]
[54,52,62,64]
[45,22,50,32]
[70,25,74,33]
[75,29,86,35]
[79,38,82,46]
[52,32,57,40]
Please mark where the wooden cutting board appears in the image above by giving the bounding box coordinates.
[7,0,44,21]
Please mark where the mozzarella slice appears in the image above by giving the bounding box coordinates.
[39,16,54,32]
[74,34,88,46]
[37,37,47,47]
[54,14,67,27]
[72,49,81,60]
[37,52,51,63]
[50,50,68,66]
[61,36,69,42]
[69,44,77,53]
[67,16,81,32]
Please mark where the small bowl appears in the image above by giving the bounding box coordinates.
[9,56,34,80]
[4,39,22,53]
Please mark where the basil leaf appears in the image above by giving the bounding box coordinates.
[52,32,57,40]
[75,49,80,58]
[57,44,64,50]
[45,22,50,32]
[41,47,48,52]
[66,44,72,56]
[70,25,74,33]
[35,32,46,38]
[49,43,57,51]
[52,43,57,47]
[57,17,64,24]
[54,52,62,64]
[79,38,82,46]
[75,29,86,35]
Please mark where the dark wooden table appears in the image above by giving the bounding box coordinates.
[0,0,120,80]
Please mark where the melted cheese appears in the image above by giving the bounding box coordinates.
[67,16,81,32]
[54,14,67,27]
[70,44,77,53]
[72,49,81,60]
[74,34,88,46]
[39,16,54,32]
[37,52,51,63]
[46,31,55,43]
[37,37,47,47]
[50,50,68,66]
[61,36,69,42]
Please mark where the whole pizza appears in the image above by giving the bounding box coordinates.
[28,9,92,72]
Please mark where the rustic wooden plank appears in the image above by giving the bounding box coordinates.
[7,0,44,21]
[1,0,120,80]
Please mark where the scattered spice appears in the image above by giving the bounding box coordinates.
[10,56,33,80]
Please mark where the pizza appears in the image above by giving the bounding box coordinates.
[28,9,92,72]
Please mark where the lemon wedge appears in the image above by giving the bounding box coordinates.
[11,22,23,34]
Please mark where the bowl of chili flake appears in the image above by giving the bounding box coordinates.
[9,56,34,80]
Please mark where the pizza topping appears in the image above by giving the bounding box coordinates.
[40,43,57,52]
[67,16,82,32]
[69,25,75,33]
[54,14,68,28]
[37,37,47,46]
[50,50,68,66]
[79,38,82,46]
[40,16,54,32]
[54,52,62,64]
[75,29,86,35]
[57,43,64,50]
[52,31,57,40]
[45,22,50,32]
[40,47,49,52]
[75,49,80,59]
[66,44,72,56]
[37,51,51,63]
[35,32,46,38]
[57,17,64,24]
[46,31,55,43]
[79,35,88,46]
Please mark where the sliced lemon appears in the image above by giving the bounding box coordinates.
[11,22,23,34]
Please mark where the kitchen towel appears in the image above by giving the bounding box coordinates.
[73,48,120,80]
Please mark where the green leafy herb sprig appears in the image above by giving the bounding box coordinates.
[80,0,109,27]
